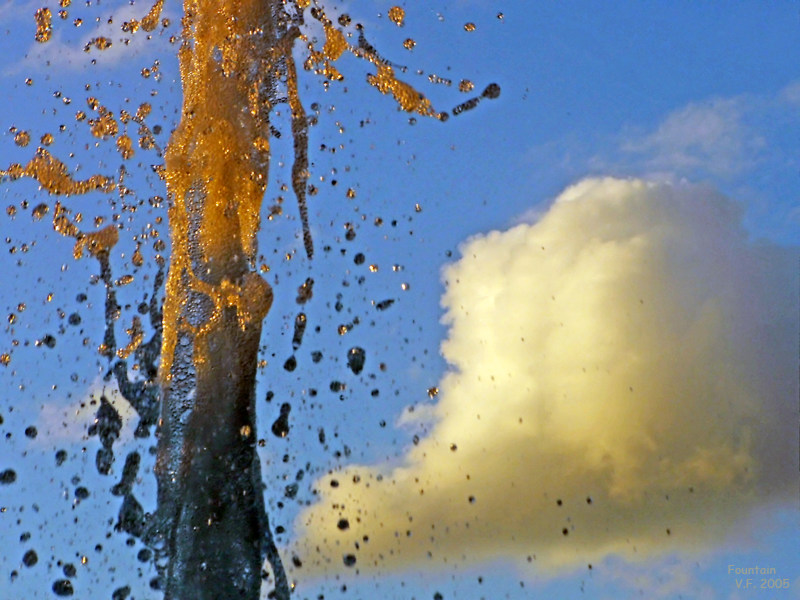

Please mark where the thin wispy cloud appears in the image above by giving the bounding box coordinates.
[7,2,174,76]
[619,98,764,178]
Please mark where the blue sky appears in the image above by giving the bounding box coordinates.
[1,1,798,599]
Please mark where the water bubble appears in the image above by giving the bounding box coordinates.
[62,563,77,577]
[24,425,38,439]
[0,469,17,484]
[343,553,357,567]
[55,450,67,466]
[337,518,350,530]
[347,347,365,374]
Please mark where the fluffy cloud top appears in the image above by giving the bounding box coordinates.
[293,177,797,577]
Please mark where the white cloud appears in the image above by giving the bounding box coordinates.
[292,177,797,578]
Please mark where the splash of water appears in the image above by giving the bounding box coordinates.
[3,1,501,597]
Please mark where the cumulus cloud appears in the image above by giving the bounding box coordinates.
[293,177,797,577]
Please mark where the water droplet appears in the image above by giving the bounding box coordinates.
[347,347,365,375]
[14,130,31,147]
[0,469,17,484]
[31,203,49,220]
[24,425,37,439]
[388,6,405,27]
[22,549,38,567]
[337,518,350,530]
[284,483,298,499]
[271,403,291,438]
[52,579,74,596]
[292,313,307,349]
[375,299,394,311]
[112,586,131,600]
[343,553,357,567]
[482,83,501,99]
[296,277,314,304]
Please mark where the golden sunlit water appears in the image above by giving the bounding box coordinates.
[1,2,499,597]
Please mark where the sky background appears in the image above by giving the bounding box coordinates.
[0,1,798,599]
